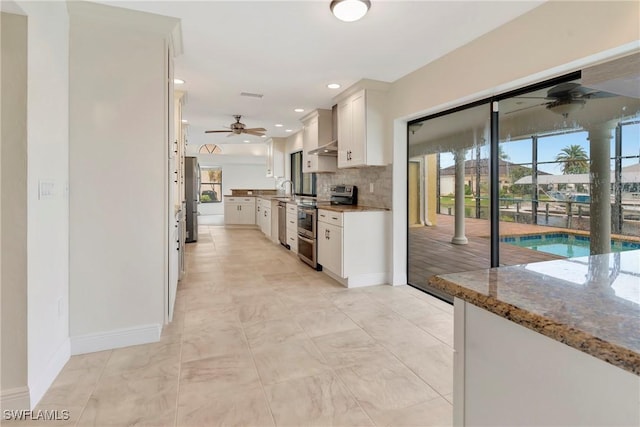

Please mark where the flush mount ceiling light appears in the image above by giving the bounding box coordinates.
[275,124,283,127]
[294,108,305,113]
[327,83,341,89]
[174,78,185,85]
[330,0,371,22]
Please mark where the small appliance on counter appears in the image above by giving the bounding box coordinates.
[330,185,357,205]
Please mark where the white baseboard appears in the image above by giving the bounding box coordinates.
[29,338,70,409]
[0,387,30,411]
[70,324,161,355]
[322,269,389,288]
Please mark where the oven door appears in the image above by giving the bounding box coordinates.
[297,207,316,239]
[297,234,316,268]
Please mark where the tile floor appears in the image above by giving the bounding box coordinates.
[27,225,454,427]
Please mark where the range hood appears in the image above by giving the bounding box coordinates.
[309,139,338,156]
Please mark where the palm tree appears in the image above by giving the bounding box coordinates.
[555,144,589,174]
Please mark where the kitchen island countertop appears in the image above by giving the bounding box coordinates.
[429,250,640,375]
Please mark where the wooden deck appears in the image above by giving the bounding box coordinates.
[408,215,567,289]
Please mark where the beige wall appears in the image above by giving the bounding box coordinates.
[0,11,29,410]
[389,0,640,284]
[389,1,640,120]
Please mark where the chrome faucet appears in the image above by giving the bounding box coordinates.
[280,179,294,197]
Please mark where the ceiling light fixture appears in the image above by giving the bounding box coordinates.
[546,99,586,119]
[181,119,188,124]
[243,140,250,143]
[275,124,283,127]
[294,108,305,113]
[330,0,371,22]
[174,78,185,85]
[327,83,341,89]
[285,129,292,132]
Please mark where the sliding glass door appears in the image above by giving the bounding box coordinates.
[408,73,640,301]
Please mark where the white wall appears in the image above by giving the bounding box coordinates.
[197,154,275,215]
[15,1,72,407]
[68,2,178,353]
[0,10,29,411]
[388,0,640,285]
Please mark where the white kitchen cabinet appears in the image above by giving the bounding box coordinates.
[266,137,286,178]
[224,197,256,225]
[286,202,298,253]
[301,109,336,173]
[317,209,389,287]
[317,221,343,276]
[257,197,274,239]
[336,86,388,168]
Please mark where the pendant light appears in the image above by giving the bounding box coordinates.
[330,0,371,22]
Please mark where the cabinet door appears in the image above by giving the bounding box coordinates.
[262,208,271,236]
[238,204,255,225]
[302,118,318,173]
[349,91,366,166]
[266,141,274,177]
[224,202,239,224]
[337,99,351,168]
[317,222,343,276]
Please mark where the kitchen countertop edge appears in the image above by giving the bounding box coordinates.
[429,274,640,376]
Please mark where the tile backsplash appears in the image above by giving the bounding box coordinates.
[316,165,392,209]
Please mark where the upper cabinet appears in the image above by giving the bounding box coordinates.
[266,137,286,177]
[301,109,336,173]
[335,81,389,168]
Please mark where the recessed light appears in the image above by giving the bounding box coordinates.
[275,124,283,127]
[181,119,188,124]
[174,78,185,85]
[243,140,250,143]
[261,135,267,138]
[327,83,341,89]
[294,108,305,113]
[285,129,292,132]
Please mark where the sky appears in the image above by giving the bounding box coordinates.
[440,122,640,175]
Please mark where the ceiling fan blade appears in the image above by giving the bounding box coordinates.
[504,103,547,115]
[243,130,266,137]
[514,96,548,100]
[205,130,233,133]
[243,127,266,132]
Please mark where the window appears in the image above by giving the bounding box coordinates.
[290,151,316,196]
[200,167,222,203]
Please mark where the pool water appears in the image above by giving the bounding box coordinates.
[501,233,640,258]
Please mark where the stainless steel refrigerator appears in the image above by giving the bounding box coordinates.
[185,156,199,242]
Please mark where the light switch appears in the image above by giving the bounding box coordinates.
[38,180,55,200]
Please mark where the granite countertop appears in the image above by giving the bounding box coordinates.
[429,250,640,375]
[317,204,389,213]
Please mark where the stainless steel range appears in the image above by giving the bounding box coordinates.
[297,185,357,270]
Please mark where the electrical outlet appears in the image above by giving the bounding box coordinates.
[369,183,374,193]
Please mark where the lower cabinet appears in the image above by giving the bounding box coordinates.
[317,209,389,287]
[317,221,342,275]
[286,202,298,253]
[224,197,256,225]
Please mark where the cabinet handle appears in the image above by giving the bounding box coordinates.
[326,229,330,239]
[307,160,311,168]
[320,214,326,218]
[289,220,294,224]
[331,216,338,221]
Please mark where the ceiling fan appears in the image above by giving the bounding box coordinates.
[507,82,615,118]
[205,115,266,137]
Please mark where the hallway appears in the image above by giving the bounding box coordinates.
[28,225,454,426]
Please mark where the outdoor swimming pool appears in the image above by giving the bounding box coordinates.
[501,233,640,258]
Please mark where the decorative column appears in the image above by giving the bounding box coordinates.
[452,149,468,245]
[587,121,615,255]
